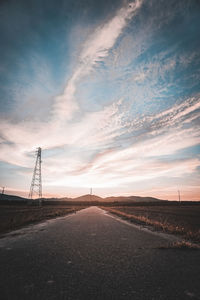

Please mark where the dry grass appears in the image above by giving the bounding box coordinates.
[158,241,200,250]
[102,206,200,243]
[0,205,84,235]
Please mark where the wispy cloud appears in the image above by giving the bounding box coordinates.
[52,0,144,121]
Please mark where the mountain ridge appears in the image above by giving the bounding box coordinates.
[1,193,165,202]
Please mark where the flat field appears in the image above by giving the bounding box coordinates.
[102,205,200,243]
[0,205,84,235]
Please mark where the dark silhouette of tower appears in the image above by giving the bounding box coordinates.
[29,147,42,201]
[1,187,5,200]
[178,190,181,205]
[1,187,5,195]
[90,187,92,201]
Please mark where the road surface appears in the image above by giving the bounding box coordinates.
[0,206,199,300]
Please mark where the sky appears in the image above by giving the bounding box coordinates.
[0,0,200,200]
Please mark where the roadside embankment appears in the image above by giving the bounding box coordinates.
[0,205,85,235]
[102,205,200,243]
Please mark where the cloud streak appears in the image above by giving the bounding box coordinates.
[52,0,144,121]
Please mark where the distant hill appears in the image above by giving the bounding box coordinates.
[72,194,103,202]
[60,194,164,202]
[0,194,28,202]
[57,196,73,201]
[0,193,165,204]
[104,195,164,202]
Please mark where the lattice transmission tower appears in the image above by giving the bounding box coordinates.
[29,147,42,200]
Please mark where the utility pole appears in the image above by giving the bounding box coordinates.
[29,147,42,204]
[1,187,5,200]
[178,190,181,205]
[2,187,5,195]
[90,187,92,201]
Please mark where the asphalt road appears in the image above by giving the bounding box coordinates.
[0,206,199,300]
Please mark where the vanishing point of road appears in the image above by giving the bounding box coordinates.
[0,207,199,300]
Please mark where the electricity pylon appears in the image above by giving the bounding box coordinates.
[29,147,42,201]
